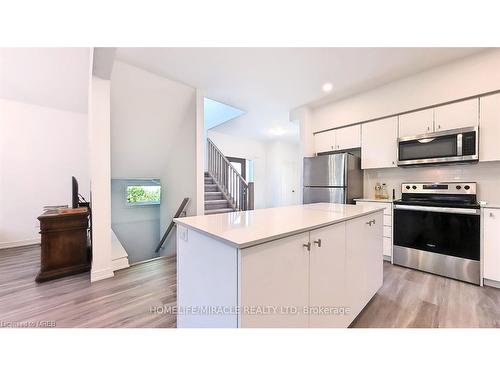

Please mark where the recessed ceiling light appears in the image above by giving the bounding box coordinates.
[322,82,333,92]
[269,127,287,136]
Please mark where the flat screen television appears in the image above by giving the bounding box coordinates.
[72,176,79,208]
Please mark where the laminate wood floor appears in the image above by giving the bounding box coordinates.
[0,245,176,328]
[2,246,500,328]
[352,262,500,328]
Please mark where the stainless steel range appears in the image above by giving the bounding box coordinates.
[393,182,480,284]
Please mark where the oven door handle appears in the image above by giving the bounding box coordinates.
[394,204,480,215]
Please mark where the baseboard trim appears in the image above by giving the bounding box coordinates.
[483,278,500,289]
[0,238,40,250]
[112,256,129,271]
[91,267,114,283]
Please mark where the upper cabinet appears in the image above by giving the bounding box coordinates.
[361,117,398,169]
[314,130,335,154]
[480,93,500,162]
[336,125,361,150]
[399,99,479,138]
[433,98,479,131]
[398,108,434,138]
[314,125,360,154]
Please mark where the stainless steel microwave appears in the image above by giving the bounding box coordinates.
[397,126,478,167]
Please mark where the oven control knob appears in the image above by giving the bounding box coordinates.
[412,185,417,190]
[406,185,411,190]
[456,185,461,190]
[464,185,470,190]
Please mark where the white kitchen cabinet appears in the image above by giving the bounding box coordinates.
[434,98,479,132]
[483,208,500,283]
[335,124,361,150]
[309,223,347,328]
[361,117,398,169]
[356,200,393,260]
[346,213,383,316]
[314,130,335,154]
[398,108,434,138]
[479,94,500,162]
[242,212,383,328]
[241,232,310,328]
[314,125,360,154]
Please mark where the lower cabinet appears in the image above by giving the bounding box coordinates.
[240,212,383,328]
[356,200,393,260]
[483,208,500,283]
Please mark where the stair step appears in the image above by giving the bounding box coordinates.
[204,177,214,183]
[205,192,223,200]
[204,171,210,177]
[205,208,234,215]
[204,184,218,192]
[205,199,229,209]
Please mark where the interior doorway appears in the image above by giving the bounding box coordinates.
[227,156,246,179]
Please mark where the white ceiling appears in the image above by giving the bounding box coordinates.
[0,48,90,113]
[115,48,486,142]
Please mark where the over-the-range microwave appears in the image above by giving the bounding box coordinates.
[397,126,478,167]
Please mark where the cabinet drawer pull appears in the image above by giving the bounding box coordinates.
[366,219,376,226]
[490,212,495,218]
[303,242,311,251]
[313,239,322,247]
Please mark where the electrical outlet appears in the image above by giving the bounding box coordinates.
[178,226,188,242]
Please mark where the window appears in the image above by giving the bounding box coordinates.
[126,185,161,206]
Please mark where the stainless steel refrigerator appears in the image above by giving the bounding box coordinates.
[303,153,363,204]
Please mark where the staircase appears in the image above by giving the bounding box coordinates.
[205,138,255,215]
[204,172,235,215]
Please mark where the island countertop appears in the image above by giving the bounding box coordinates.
[174,203,384,249]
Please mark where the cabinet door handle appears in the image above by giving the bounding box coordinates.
[366,219,376,226]
[313,239,322,247]
[427,126,430,131]
[303,242,311,251]
[490,212,495,218]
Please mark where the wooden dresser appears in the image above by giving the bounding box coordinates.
[36,208,91,282]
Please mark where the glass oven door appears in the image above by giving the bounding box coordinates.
[393,205,480,261]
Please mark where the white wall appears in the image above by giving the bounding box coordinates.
[302,49,500,206]
[364,162,500,204]
[111,179,160,263]
[0,99,89,249]
[111,61,197,256]
[207,129,267,209]
[265,140,300,207]
[312,49,500,132]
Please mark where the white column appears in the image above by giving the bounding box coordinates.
[88,74,113,282]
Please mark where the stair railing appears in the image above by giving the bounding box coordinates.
[154,198,190,253]
[207,138,254,211]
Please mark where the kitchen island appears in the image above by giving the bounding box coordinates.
[174,203,384,328]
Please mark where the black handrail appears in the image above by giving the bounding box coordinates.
[154,198,190,253]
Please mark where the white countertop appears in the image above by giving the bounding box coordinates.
[354,198,394,203]
[481,203,500,209]
[174,203,384,249]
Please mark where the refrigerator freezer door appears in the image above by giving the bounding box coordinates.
[303,154,346,187]
[303,187,347,204]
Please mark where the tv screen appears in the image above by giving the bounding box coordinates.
[72,176,79,208]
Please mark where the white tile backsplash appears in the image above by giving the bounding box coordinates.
[363,161,500,204]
